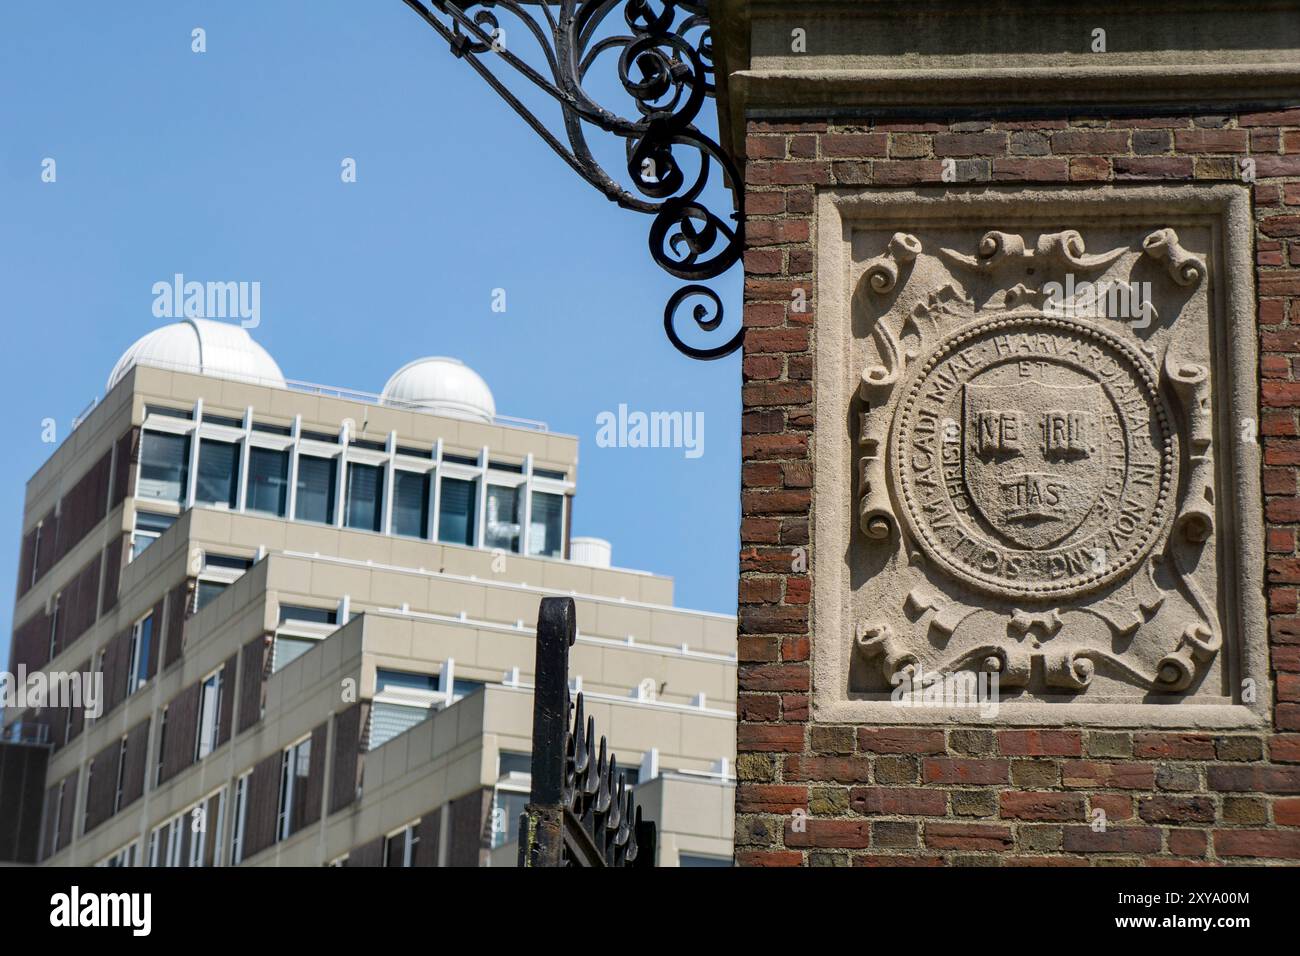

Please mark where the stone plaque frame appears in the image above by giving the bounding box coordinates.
[812,184,1268,728]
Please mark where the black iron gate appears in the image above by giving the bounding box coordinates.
[517,596,656,867]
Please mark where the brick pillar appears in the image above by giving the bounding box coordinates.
[736,110,1300,866]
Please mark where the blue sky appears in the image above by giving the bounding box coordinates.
[0,1,741,670]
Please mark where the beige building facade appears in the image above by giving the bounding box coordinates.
[2,320,735,867]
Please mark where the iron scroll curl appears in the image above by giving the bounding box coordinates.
[400,0,744,359]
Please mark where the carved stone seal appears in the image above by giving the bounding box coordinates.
[891,312,1176,600]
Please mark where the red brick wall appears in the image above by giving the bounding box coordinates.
[51,450,111,567]
[736,108,1300,866]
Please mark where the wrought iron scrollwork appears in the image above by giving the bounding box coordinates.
[400,0,744,360]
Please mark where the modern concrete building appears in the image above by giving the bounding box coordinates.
[0,319,735,866]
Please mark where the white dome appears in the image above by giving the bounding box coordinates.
[108,319,286,391]
[380,357,496,423]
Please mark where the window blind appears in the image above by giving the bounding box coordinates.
[369,702,429,750]
[528,491,564,557]
[485,485,520,552]
[392,471,430,538]
[294,456,337,524]
[437,477,477,546]
[247,447,288,516]
[138,432,190,503]
[196,440,239,508]
[345,462,383,532]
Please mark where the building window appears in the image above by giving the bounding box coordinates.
[246,447,289,516]
[212,787,228,867]
[188,804,207,867]
[194,669,222,761]
[278,605,337,626]
[452,678,485,701]
[272,602,337,675]
[368,701,429,750]
[205,553,252,573]
[145,404,193,421]
[272,636,316,673]
[131,511,176,559]
[126,613,153,695]
[230,774,249,865]
[294,455,337,524]
[490,789,529,849]
[202,412,243,428]
[528,491,564,557]
[138,431,190,503]
[195,580,228,612]
[30,523,42,588]
[679,853,732,867]
[498,751,532,778]
[47,593,60,661]
[155,708,167,787]
[277,737,312,841]
[166,816,184,867]
[392,470,430,538]
[344,462,383,532]
[50,780,66,856]
[196,439,240,508]
[376,669,438,693]
[82,759,94,834]
[98,842,138,868]
[485,485,521,553]
[112,736,129,813]
[437,476,477,546]
[384,821,420,867]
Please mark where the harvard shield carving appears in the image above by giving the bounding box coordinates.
[963,379,1107,550]
[891,313,1175,600]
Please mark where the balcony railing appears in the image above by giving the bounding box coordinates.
[83,356,551,433]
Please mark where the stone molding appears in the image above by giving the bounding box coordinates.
[713,0,1300,160]
[812,183,1267,727]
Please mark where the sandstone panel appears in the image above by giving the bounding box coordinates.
[813,184,1266,726]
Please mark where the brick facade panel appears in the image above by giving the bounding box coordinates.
[158,681,200,786]
[736,110,1300,865]
[328,702,368,814]
[119,717,150,810]
[237,634,272,735]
